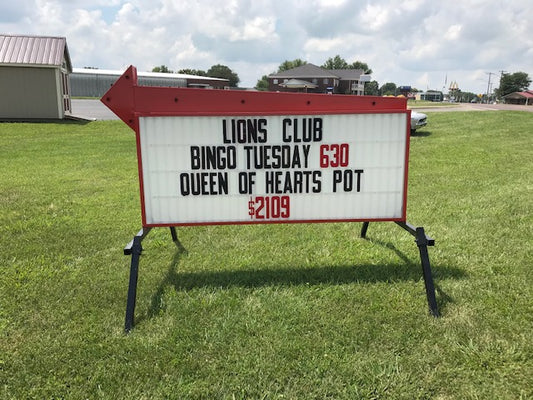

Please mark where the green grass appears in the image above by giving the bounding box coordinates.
[1,112,532,399]
[408,100,458,108]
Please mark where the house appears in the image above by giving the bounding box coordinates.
[502,90,533,105]
[0,34,73,120]
[268,63,367,95]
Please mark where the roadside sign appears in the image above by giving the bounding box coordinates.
[101,66,442,332]
[102,66,411,227]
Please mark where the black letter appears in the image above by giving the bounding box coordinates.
[190,147,200,169]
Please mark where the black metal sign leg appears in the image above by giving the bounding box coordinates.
[125,235,142,332]
[360,221,370,238]
[170,226,178,242]
[123,228,152,333]
[363,222,440,317]
[415,227,439,317]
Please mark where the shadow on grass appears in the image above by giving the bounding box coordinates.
[0,117,92,125]
[363,236,458,315]
[144,237,464,320]
[411,129,432,137]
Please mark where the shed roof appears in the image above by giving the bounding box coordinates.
[0,34,72,72]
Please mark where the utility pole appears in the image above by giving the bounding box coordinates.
[485,72,495,103]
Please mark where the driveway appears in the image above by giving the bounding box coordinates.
[71,99,119,120]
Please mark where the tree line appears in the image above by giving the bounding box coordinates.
[152,64,240,87]
[152,56,530,100]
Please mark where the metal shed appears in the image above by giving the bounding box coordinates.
[71,68,187,97]
[0,34,72,120]
[71,68,230,98]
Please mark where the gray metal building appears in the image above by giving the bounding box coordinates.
[0,34,73,119]
[71,68,230,97]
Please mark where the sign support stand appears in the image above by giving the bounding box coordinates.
[123,227,177,332]
[122,221,438,332]
[361,221,439,317]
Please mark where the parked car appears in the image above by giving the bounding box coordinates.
[410,111,427,134]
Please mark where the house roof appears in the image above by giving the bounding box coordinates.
[269,63,339,79]
[503,90,533,99]
[269,63,365,81]
[0,34,72,72]
[330,69,364,80]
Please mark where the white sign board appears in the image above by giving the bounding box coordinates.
[138,113,409,226]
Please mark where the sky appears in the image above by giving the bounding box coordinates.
[2,0,532,94]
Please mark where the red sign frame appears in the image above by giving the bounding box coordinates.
[102,66,411,227]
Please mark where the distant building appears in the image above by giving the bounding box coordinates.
[502,90,533,105]
[268,63,368,95]
[70,68,230,97]
[0,34,72,119]
[420,90,443,102]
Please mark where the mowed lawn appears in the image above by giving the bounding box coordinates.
[0,111,531,399]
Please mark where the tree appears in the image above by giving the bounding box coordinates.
[255,75,270,91]
[349,61,372,74]
[380,82,397,96]
[495,72,531,98]
[457,91,477,103]
[321,55,372,74]
[206,64,240,87]
[364,80,380,96]
[322,55,349,70]
[152,65,173,73]
[178,68,207,76]
[278,59,307,72]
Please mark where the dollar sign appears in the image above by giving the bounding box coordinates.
[248,197,255,218]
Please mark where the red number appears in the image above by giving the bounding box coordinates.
[320,145,329,168]
[281,196,290,218]
[255,197,265,219]
[319,144,349,168]
[339,143,349,167]
[250,196,290,219]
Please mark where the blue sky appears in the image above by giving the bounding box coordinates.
[1,0,532,93]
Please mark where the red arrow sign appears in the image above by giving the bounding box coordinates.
[101,65,407,132]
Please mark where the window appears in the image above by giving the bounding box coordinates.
[324,78,329,84]
[312,78,318,84]
[273,79,278,84]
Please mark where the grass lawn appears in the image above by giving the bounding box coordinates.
[408,100,459,108]
[1,111,532,399]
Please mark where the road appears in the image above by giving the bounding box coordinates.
[71,99,533,121]
[411,102,533,113]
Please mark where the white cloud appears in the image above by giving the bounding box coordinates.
[303,37,344,53]
[360,4,390,31]
[229,17,277,42]
[1,0,531,93]
[444,24,462,41]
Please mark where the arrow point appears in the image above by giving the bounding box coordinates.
[101,65,138,130]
